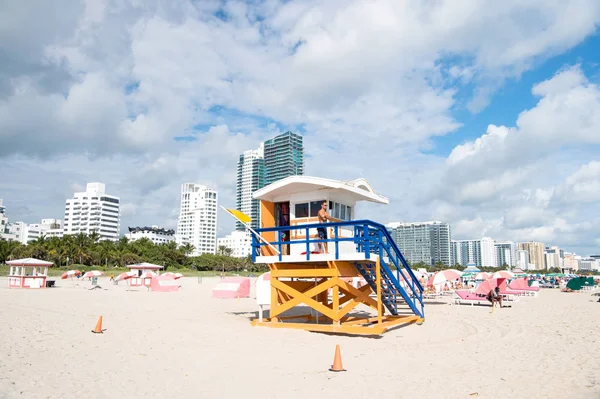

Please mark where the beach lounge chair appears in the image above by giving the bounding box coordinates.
[453,290,490,306]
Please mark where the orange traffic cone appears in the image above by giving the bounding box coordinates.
[91,316,104,334]
[329,344,345,372]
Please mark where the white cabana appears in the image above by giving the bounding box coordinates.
[7,258,54,289]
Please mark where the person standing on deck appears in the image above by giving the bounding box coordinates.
[317,201,331,254]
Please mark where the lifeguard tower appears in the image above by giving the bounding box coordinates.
[248,176,424,336]
[7,258,54,288]
[126,262,164,287]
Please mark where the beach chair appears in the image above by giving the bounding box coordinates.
[453,290,490,306]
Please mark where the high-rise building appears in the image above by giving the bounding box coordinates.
[217,230,252,258]
[176,183,218,256]
[517,242,546,270]
[236,146,265,230]
[235,131,304,230]
[387,221,451,266]
[263,131,304,186]
[544,246,563,270]
[516,249,530,270]
[451,237,498,267]
[63,183,120,241]
[0,199,7,234]
[495,241,517,267]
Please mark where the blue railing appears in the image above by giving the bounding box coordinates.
[251,219,424,318]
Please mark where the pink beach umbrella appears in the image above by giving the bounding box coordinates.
[116,271,137,281]
[83,270,104,278]
[427,269,463,286]
[474,278,507,296]
[475,272,491,280]
[61,270,81,279]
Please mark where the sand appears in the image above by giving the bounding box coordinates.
[0,276,598,399]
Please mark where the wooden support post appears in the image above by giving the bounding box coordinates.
[332,277,340,326]
[270,274,279,322]
[376,258,382,325]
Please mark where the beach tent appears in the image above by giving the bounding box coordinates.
[256,273,271,306]
[566,278,583,291]
[212,277,250,299]
[583,277,595,287]
[255,273,271,322]
[150,275,180,292]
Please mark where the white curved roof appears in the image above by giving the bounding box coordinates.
[253,176,389,204]
[127,262,164,270]
[5,258,54,266]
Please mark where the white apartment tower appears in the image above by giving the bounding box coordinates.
[63,183,120,241]
[451,237,498,268]
[176,183,218,256]
[236,145,264,230]
[386,221,452,266]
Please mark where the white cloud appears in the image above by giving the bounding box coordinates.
[1,0,600,255]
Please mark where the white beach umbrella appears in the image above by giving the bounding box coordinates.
[61,270,81,279]
[162,272,183,279]
[116,271,137,281]
[491,270,514,279]
[429,269,463,286]
[474,272,491,280]
[83,270,104,278]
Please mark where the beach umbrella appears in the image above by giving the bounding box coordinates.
[82,270,104,278]
[474,278,506,295]
[161,272,183,279]
[428,269,463,286]
[61,270,81,279]
[474,272,491,280]
[491,270,514,279]
[116,271,137,281]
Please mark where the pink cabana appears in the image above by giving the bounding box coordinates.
[212,277,250,299]
[150,275,180,292]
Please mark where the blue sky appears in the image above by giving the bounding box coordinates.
[431,33,600,157]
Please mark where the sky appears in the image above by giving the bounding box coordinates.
[1,0,600,255]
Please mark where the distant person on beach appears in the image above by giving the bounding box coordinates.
[317,201,331,254]
[486,287,502,309]
[109,273,114,281]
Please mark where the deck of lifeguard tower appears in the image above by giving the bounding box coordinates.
[248,176,425,336]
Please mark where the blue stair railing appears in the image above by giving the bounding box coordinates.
[250,220,425,319]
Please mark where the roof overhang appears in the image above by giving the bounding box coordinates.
[127,262,164,270]
[253,176,389,204]
[6,258,54,266]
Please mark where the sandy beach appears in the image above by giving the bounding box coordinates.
[0,276,598,399]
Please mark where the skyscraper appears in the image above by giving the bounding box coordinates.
[518,242,546,270]
[451,237,498,267]
[176,183,218,256]
[263,131,304,186]
[63,183,120,241]
[495,241,517,267]
[236,146,265,230]
[235,131,304,230]
[386,221,451,266]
